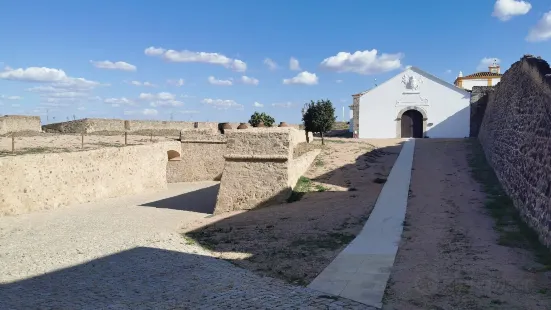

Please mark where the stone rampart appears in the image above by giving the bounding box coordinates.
[166,129,227,183]
[42,118,299,134]
[478,55,551,247]
[0,115,42,135]
[213,128,318,214]
[0,141,181,216]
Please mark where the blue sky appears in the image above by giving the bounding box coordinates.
[1,0,550,124]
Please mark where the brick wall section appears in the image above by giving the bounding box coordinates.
[478,55,551,247]
[0,115,42,135]
[470,86,494,137]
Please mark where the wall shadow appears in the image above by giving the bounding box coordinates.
[185,142,404,285]
[425,105,469,138]
[139,183,219,214]
[0,246,307,309]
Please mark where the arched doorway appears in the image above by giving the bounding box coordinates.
[400,109,424,138]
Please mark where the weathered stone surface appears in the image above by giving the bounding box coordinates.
[478,55,551,247]
[0,141,181,216]
[167,129,227,183]
[0,115,41,135]
[214,128,319,214]
[42,118,301,134]
[470,86,494,137]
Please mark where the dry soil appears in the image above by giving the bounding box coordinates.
[383,139,551,310]
[183,138,403,285]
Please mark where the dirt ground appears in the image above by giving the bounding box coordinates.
[0,133,176,156]
[183,138,403,285]
[383,139,551,310]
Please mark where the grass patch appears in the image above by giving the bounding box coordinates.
[315,184,328,192]
[287,176,312,203]
[467,140,551,270]
[0,147,72,157]
[290,232,356,251]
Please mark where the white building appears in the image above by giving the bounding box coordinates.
[454,61,502,90]
[349,66,471,139]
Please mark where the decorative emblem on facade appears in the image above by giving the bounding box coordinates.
[402,74,423,91]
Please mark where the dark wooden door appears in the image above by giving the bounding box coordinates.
[401,112,413,138]
[401,110,423,138]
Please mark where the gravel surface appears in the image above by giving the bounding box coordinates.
[0,182,373,309]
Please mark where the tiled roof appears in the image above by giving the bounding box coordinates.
[461,71,503,79]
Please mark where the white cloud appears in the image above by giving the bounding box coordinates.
[139,92,176,101]
[129,80,155,87]
[167,78,185,87]
[124,108,159,116]
[0,67,67,82]
[445,69,452,74]
[272,102,292,108]
[179,110,200,114]
[11,103,21,107]
[144,46,247,72]
[264,58,278,70]
[208,76,233,86]
[150,100,183,107]
[241,76,259,85]
[90,60,137,71]
[139,92,183,108]
[335,79,343,83]
[289,57,301,71]
[144,47,166,56]
[527,11,551,42]
[320,50,403,75]
[0,95,22,100]
[143,108,158,116]
[202,98,243,110]
[104,97,134,106]
[253,101,264,108]
[10,66,103,107]
[476,57,501,71]
[283,71,319,85]
[492,0,532,21]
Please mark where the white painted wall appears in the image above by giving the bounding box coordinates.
[461,77,501,90]
[358,67,471,139]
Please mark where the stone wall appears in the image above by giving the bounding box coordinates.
[42,118,300,134]
[470,86,494,137]
[0,141,181,216]
[288,149,322,188]
[213,128,319,214]
[166,129,227,183]
[0,115,42,135]
[478,55,551,247]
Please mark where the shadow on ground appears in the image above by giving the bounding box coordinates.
[185,141,404,286]
[140,183,219,214]
[0,246,366,309]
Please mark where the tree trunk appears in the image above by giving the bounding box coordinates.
[321,132,325,145]
[305,130,309,143]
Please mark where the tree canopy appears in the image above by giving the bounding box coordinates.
[248,111,275,127]
[302,99,336,145]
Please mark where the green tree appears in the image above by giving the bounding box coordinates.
[302,99,336,145]
[248,111,275,127]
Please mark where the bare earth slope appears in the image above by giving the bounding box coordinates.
[383,139,551,309]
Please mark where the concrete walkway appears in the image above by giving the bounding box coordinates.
[308,139,415,308]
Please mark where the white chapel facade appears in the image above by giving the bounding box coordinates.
[350,66,471,139]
